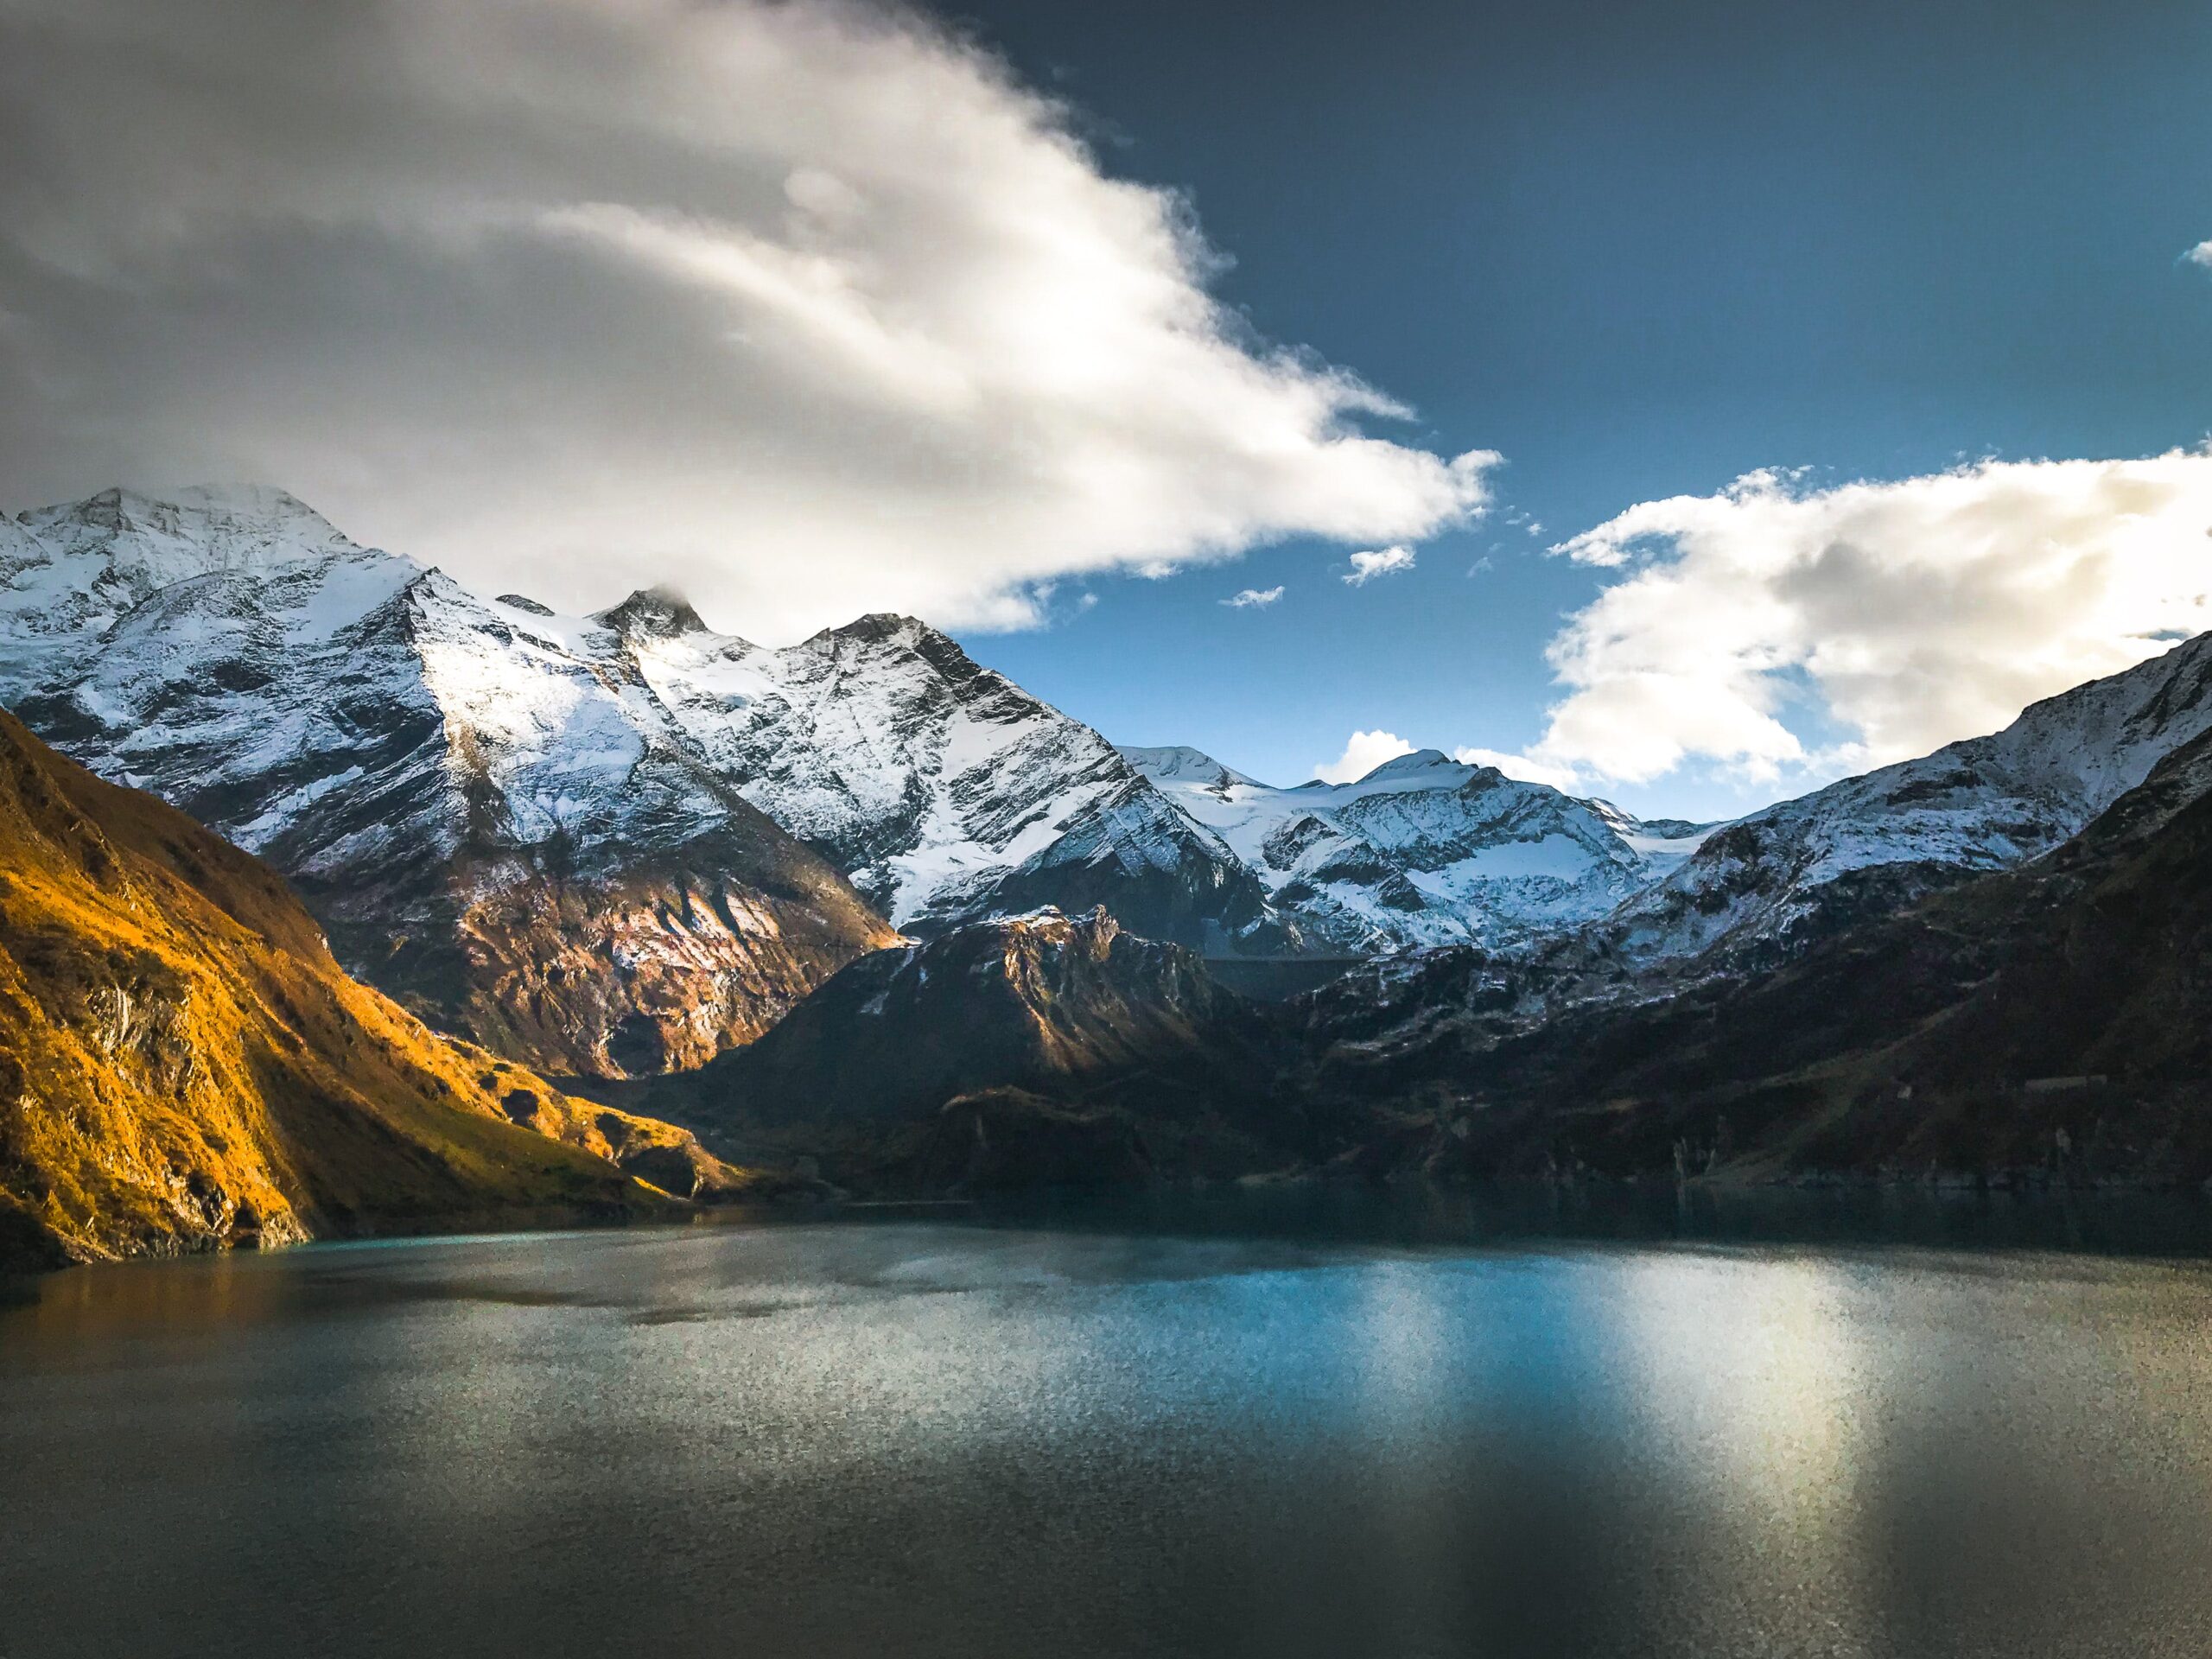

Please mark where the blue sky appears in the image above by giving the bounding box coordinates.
[947,0,2212,815]
[6,0,2210,821]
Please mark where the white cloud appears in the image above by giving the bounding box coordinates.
[1222,585,1283,608]
[1513,452,2212,786]
[1452,746,1585,792]
[0,0,1497,639]
[1344,544,1416,586]
[2186,240,2212,270]
[1313,729,1414,785]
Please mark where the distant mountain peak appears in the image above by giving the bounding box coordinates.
[16,482,363,575]
[1357,748,1456,782]
[49,481,336,534]
[1116,744,1262,791]
[820,610,934,647]
[595,583,707,639]
[1129,736,1668,954]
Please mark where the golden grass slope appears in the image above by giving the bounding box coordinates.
[0,710,705,1268]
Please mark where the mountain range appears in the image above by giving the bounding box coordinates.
[0,486,898,1080]
[1123,742,1710,952]
[9,481,2212,1254]
[1297,716,2212,1186]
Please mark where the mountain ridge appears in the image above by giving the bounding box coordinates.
[0,708,696,1268]
[1295,716,2212,1185]
[0,487,899,1078]
[1124,741,1713,955]
[14,483,2212,1084]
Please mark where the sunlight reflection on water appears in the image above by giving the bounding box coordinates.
[7,1208,2212,1657]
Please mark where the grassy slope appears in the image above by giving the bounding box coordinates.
[0,710,691,1268]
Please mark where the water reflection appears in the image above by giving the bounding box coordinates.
[7,1201,2212,1657]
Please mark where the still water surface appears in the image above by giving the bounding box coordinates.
[8,1194,2212,1658]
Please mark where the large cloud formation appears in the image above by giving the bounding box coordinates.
[0,0,1493,636]
[1516,453,2212,786]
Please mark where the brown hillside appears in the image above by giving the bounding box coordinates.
[0,710,701,1268]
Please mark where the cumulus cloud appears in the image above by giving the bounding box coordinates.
[1313,729,1414,785]
[1222,585,1283,608]
[1344,544,1416,586]
[2186,240,2212,270]
[0,0,1496,638]
[1509,453,2212,786]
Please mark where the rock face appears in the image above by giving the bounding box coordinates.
[659,906,1263,1123]
[607,604,1290,953]
[0,487,897,1077]
[0,710,679,1268]
[640,906,1301,1184]
[1123,743,1710,953]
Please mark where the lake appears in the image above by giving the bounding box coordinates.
[7,1192,2212,1657]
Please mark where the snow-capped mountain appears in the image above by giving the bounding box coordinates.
[601,598,1287,953]
[0,486,896,1077]
[1122,743,1711,952]
[1597,630,2212,973]
[18,480,2209,1090]
[0,486,1287,1077]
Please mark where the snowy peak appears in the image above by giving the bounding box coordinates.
[1115,745,1262,793]
[617,601,1280,950]
[0,486,416,706]
[596,584,708,639]
[805,611,998,691]
[1128,740,1680,952]
[1350,747,1459,784]
[20,483,361,579]
[822,611,930,646]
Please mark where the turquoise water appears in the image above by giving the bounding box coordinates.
[7,1206,2212,1657]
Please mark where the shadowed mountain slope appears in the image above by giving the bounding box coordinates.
[640,907,1303,1185]
[1300,724,2212,1185]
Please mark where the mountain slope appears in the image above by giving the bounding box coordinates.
[0,487,897,1077]
[1124,744,1709,952]
[1303,721,2212,1185]
[1300,631,2212,1056]
[1592,631,2212,975]
[639,907,1302,1184]
[0,709,683,1270]
[607,601,1290,953]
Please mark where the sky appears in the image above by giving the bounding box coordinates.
[3,0,2210,817]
